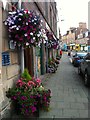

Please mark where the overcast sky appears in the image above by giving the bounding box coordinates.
[55,0,89,35]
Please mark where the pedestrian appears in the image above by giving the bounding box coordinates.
[60,49,62,58]
[68,50,71,56]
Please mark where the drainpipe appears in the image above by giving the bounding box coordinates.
[46,39,48,73]
[19,0,24,73]
[40,39,45,75]
[35,47,38,78]
[20,47,24,73]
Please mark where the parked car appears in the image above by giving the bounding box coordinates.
[72,52,87,67]
[78,53,90,86]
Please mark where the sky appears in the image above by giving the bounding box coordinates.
[55,0,89,35]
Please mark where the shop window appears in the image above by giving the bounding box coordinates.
[2,52,10,66]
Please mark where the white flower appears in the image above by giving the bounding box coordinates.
[5,22,7,25]
[38,85,44,91]
[18,18,21,21]
[12,25,17,28]
[10,25,17,29]
[26,22,28,25]
[19,13,23,16]
[11,22,14,24]
[28,11,30,14]
[41,20,43,23]
[39,31,41,35]
[37,34,40,37]
[31,39,34,43]
[32,20,34,22]
[16,27,19,30]
[9,11,16,15]
[18,25,20,28]
[13,16,17,20]
[30,32,33,35]
[33,37,35,40]
[34,18,37,21]
[24,10,27,14]
[24,33,27,36]
[26,42,29,46]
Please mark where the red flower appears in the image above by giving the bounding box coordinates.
[27,81,36,87]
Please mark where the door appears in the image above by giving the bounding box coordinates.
[24,47,34,77]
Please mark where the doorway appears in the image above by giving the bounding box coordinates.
[24,46,34,77]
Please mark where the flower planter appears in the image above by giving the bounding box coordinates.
[11,100,21,115]
[6,69,51,118]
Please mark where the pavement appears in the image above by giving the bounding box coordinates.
[6,52,90,119]
[39,52,90,118]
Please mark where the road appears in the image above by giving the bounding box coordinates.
[40,52,90,118]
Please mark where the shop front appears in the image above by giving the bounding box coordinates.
[80,44,88,51]
[70,43,75,50]
[75,44,80,51]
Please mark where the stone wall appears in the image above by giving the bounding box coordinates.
[0,2,20,119]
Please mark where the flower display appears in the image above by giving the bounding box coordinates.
[6,69,51,117]
[45,29,59,49]
[47,58,60,73]
[4,9,42,47]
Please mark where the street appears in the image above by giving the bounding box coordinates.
[40,52,90,118]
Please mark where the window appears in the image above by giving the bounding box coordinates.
[2,52,10,66]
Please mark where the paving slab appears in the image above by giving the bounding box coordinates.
[39,53,90,118]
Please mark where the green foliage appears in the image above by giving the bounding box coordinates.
[48,58,52,64]
[21,69,32,81]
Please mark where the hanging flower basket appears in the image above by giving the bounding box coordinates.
[45,29,59,49]
[4,9,42,47]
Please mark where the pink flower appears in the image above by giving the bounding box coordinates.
[24,9,28,14]
[31,106,36,112]
[17,92,21,95]
[27,36,30,40]
[17,79,22,83]
[12,96,17,100]
[27,81,36,87]
[16,79,25,87]
[30,95,33,98]
[30,26,33,29]
[36,78,41,85]
[21,96,27,100]
[15,34,19,38]
[32,77,35,81]
[19,37,23,41]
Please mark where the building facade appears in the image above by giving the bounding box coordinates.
[0,0,58,118]
[61,22,88,51]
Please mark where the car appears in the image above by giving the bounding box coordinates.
[78,53,90,86]
[72,52,87,67]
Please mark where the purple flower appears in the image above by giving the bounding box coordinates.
[11,96,17,100]
[30,95,33,98]
[21,96,27,100]
[31,106,36,112]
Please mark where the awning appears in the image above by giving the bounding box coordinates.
[70,43,75,46]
